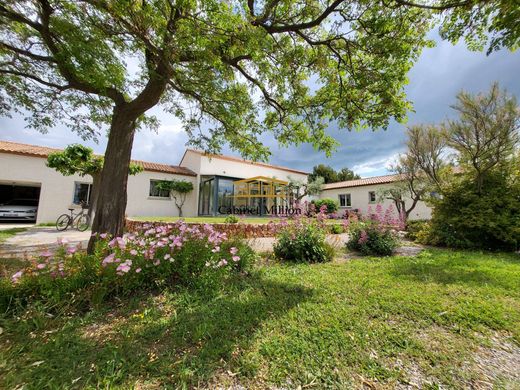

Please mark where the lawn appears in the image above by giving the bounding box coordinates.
[0,227,27,244]
[1,249,519,388]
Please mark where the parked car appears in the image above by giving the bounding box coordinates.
[0,199,38,221]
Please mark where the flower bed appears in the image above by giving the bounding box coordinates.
[125,218,351,238]
[1,221,256,312]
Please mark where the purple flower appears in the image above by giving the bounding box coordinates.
[230,247,238,255]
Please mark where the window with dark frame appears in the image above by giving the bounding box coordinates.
[368,191,376,203]
[338,193,351,207]
[73,183,92,205]
[149,180,170,198]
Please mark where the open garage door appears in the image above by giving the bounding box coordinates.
[0,183,41,224]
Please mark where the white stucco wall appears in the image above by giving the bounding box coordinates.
[0,152,198,223]
[320,182,432,220]
[126,170,198,218]
[180,150,308,182]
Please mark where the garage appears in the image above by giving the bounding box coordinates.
[0,183,41,224]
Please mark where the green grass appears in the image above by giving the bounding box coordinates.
[0,227,27,244]
[1,249,519,388]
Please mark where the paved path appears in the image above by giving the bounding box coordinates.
[0,223,36,231]
[0,227,90,258]
[247,233,349,253]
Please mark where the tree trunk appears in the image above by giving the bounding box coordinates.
[87,173,101,220]
[87,106,137,253]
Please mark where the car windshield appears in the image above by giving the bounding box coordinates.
[2,199,38,206]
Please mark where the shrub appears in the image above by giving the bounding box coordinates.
[274,220,334,263]
[312,198,339,214]
[1,222,257,313]
[347,221,399,256]
[224,214,239,224]
[405,219,430,241]
[426,173,520,250]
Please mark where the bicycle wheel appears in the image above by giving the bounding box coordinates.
[76,214,91,231]
[56,214,71,231]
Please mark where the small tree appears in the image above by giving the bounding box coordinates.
[47,144,142,218]
[378,155,430,221]
[156,180,194,218]
[444,83,520,194]
[288,176,324,202]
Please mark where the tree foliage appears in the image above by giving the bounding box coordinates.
[309,164,360,184]
[156,179,194,217]
[288,175,324,202]
[47,144,143,215]
[397,83,520,249]
[444,82,520,193]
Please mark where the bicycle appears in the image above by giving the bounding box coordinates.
[56,202,91,232]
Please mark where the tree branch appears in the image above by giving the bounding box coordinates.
[0,68,70,90]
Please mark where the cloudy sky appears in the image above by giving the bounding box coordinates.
[1,31,519,177]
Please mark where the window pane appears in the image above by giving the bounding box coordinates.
[369,191,376,202]
[339,194,346,207]
[346,194,351,207]
[149,180,169,197]
[217,178,234,214]
[73,183,91,204]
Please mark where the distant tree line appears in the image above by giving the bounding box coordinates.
[308,165,361,184]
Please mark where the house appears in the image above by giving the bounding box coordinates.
[0,141,308,224]
[0,140,432,223]
[319,174,432,220]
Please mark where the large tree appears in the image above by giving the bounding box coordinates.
[0,0,516,252]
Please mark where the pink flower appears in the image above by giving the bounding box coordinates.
[212,246,220,253]
[164,254,171,260]
[232,256,240,262]
[135,268,142,273]
[153,259,161,266]
[102,253,116,266]
[40,250,53,258]
[11,270,23,283]
[116,264,131,273]
[130,249,138,256]
[67,246,77,254]
[229,247,238,255]
[358,230,368,245]
[100,233,108,239]
[36,263,46,269]
[217,259,228,267]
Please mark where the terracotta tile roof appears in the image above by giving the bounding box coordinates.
[0,140,197,176]
[183,148,309,175]
[323,174,402,190]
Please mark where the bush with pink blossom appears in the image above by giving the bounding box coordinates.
[1,221,256,312]
[273,212,334,263]
[346,205,401,256]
